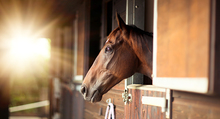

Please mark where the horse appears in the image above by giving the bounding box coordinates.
[81,13,153,103]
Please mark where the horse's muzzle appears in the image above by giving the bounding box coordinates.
[80,84,88,99]
[80,84,102,103]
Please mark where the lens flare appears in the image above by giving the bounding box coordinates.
[7,36,51,75]
[35,38,50,59]
[10,37,50,60]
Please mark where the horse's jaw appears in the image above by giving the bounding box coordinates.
[137,63,152,78]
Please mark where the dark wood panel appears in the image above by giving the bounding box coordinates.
[173,91,220,119]
[0,74,9,118]
[60,85,72,119]
[77,5,86,76]
[85,101,112,116]
[84,100,124,119]
[63,26,73,81]
[125,88,166,119]
[84,109,104,119]
[157,0,210,77]
[84,86,124,119]
[53,28,62,78]
[113,0,126,29]
[173,91,220,102]
[115,108,124,119]
[100,89,124,109]
[145,0,154,32]
[72,90,84,119]
[173,97,220,119]
[213,0,220,94]
[84,101,101,114]
[113,0,126,13]
[84,101,107,118]
[111,80,125,91]
[113,11,126,29]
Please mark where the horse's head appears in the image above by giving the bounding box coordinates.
[81,14,147,102]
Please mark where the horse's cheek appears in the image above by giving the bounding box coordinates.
[118,53,136,78]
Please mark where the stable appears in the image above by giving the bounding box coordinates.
[49,0,220,119]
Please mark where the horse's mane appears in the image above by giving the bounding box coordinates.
[126,25,153,54]
[108,25,153,39]
[128,25,153,38]
[127,25,153,77]
[108,25,153,53]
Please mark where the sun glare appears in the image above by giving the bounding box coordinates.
[10,37,50,60]
[35,38,51,59]
[0,0,59,75]
[10,38,34,60]
[7,36,51,74]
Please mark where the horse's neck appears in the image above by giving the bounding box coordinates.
[131,33,153,78]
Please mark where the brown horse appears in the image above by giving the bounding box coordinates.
[81,14,153,103]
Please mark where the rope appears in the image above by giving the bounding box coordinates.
[105,102,115,119]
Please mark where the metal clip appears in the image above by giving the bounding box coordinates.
[122,89,132,105]
[106,98,111,104]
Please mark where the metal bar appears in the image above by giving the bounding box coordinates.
[152,0,158,78]
[153,77,208,93]
[10,100,49,112]
[127,84,166,92]
[142,96,166,108]
[166,89,171,119]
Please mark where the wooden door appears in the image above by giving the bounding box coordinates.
[153,0,220,94]
[125,86,171,119]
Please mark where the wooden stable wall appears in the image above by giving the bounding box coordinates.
[125,87,220,119]
[153,0,220,118]
[50,1,89,119]
[50,0,220,119]
[154,0,220,94]
[84,81,125,119]
[84,0,126,118]
[157,0,210,78]
[125,86,167,119]
[124,0,220,119]
[172,91,220,119]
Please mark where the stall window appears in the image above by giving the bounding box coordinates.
[127,0,154,85]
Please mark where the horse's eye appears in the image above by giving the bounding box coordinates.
[105,46,113,53]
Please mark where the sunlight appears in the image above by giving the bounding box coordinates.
[0,1,56,116]
[10,37,34,60]
[35,38,51,59]
[7,34,51,75]
[10,37,50,60]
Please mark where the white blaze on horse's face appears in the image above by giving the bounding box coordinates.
[81,14,140,103]
[106,38,110,43]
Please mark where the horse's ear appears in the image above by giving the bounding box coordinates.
[116,13,127,32]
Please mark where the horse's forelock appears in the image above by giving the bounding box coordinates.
[108,27,120,38]
[106,27,121,44]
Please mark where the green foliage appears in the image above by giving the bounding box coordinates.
[10,58,49,115]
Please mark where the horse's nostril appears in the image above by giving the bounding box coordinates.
[81,85,87,95]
